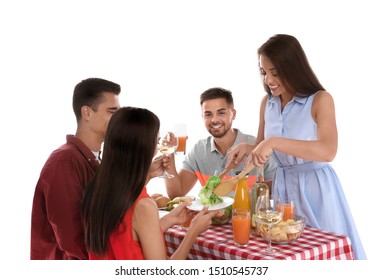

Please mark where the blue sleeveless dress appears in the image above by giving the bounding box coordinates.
[264,93,366,260]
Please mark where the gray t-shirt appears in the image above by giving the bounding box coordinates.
[182,129,277,188]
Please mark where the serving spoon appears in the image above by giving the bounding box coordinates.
[217,161,236,179]
[213,162,256,196]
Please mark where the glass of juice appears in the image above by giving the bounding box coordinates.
[181,211,197,230]
[232,208,251,248]
[176,136,188,154]
[278,196,295,221]
[173,124,188,155]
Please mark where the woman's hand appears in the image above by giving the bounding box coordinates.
[146,155,165,183]
[247,138,273,167]
[159,202,191,231]
[161,153,173,173]
[166,202,191,225]
[188,207,219,236]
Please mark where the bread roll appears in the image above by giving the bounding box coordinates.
[150,193,163,200]
[155,196,170,208]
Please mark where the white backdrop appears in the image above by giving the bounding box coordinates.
[1,0,381,278]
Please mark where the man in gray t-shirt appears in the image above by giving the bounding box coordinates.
[165,87,276,199]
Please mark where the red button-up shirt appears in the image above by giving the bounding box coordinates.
[31,135,99,259]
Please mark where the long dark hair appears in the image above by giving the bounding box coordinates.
[258,34,325,97]
[82,106,160,256]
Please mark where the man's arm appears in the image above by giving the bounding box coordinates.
[164,155,198,199]
[44,160,88,259]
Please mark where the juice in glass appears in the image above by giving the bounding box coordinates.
[277,197,295,221]
[282,204,294,220]
[176,136,188,154]
[232,209,251,247]
[181,211,196,230]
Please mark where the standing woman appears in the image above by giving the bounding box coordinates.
[83,106,216,260]
[227,34,366,259]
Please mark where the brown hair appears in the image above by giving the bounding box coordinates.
[200,87,234,107]
[258,34,325,97]
[73,78,121,122]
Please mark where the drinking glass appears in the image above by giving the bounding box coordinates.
[278,196,295,221]
[173,124,188,155]
[181,211,197,230]
[232,208,251,248]
[157,131,178,178]
[254,195,284,254]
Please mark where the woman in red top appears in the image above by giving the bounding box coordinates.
[82,106,217,260]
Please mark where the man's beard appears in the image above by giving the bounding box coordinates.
[208,124,229,138]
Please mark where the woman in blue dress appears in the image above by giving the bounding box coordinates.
[227,34,366,259]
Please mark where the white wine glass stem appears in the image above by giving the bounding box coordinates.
[267,224,272,251]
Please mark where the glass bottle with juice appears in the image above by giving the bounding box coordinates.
[250,165,270,232]
[232,177,251,211]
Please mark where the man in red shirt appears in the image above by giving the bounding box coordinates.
[30,78,122,259]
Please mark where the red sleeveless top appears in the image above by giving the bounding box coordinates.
[89,186,165,260]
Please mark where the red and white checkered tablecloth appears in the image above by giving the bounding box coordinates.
[164,223,354,260]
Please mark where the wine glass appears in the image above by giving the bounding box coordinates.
[254,195,284,254]
[157,131,178,178]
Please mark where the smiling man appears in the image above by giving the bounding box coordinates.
[165,87,276,199]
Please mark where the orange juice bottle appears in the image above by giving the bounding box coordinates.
[232,177,251,211]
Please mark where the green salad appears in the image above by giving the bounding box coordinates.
[198,176,224,205]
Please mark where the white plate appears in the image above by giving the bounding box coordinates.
[186,197,234,211]
[158,210,169,218]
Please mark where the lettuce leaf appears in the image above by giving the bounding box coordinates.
[198,176,224,205]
